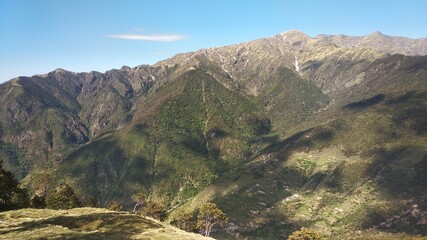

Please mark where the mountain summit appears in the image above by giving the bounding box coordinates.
[316,31,427,56]
[0,31,426,239]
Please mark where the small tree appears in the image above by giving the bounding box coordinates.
[132,192,146,213]
[288,227,323,240]
[0,160,29,211]
[45,183,81,210]
[10,188,29,209]
[197,202,228,237]
[143,200,168,221]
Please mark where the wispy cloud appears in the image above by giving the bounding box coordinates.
[107,34,185,42]
[151,51,166,55]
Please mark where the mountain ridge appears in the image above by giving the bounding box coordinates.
[3,30,426,84]
[155,30,426,101]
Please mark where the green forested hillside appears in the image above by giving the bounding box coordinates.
[58,67,274,208]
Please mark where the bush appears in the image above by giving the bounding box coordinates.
[142,200,168,221]
[106,201,123,211]
[45,183,81,210]
[84,197,98,208]
[171,211,197,232]
[29,194,46,209]
[288,227,322,240]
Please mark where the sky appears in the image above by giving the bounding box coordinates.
[1,0,427,83]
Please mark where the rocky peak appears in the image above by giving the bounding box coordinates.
[277,30,310,41]
[54,68,67,73]
[369,31,385,37]
[120,65,131,71]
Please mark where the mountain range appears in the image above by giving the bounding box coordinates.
[0,30,426,239]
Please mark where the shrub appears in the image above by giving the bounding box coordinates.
[46,183,81,210]
[29,194,46,209]
[106,201,123,211]
[288,227,323,240]
[142,201,168,221]
[171,211,197,232]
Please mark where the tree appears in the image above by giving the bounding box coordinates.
[131,192,146,213]
[288,227,323,240]
[197,202,228,237]
[10,188,29,209]
[45,183,81,210]
[0,162,19,209]
[0,160,29,211]
[29,194,46,209]
[142,200,168,221]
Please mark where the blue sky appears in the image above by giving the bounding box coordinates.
[1,0,426,83]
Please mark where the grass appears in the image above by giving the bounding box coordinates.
[0,208,211,240]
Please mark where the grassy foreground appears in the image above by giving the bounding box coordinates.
[0,208,211,240]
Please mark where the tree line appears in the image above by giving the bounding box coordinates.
[0,159,82,211]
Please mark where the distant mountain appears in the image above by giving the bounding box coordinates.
[0,31,426,239]
[317,31,427,56]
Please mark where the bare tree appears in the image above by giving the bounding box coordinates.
[132,192,145,213]
[197,202,228,237]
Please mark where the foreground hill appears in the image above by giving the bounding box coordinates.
[0,208,211,240]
